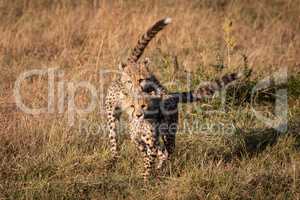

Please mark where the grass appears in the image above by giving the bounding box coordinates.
[1,0,300,199]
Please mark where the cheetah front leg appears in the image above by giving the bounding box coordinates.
[105,99,121,162]
[138,129,158,179]
[143,139,158,179]
[132,138,151,179]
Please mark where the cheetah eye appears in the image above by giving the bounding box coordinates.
[141,105,146,109]
[138,79,144,84]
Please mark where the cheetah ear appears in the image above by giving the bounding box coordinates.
[150,91,155,95]
[127,104,135,118]
[118,62,127,70]
[143,57,151,65]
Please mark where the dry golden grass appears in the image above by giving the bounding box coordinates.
[0,0,300,199]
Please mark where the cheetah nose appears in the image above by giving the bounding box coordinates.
[136,110,144,118]
[140,81,147,90]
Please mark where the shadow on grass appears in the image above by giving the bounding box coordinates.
[232,119,300,160]
[177,118,300,165]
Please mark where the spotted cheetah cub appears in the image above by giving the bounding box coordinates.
[107,72,248,179]
[105,18,171,161]
[125,93,163,178]
[104,17,251,179]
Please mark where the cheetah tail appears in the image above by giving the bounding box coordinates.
[127,17,172,63]
[171,71,248,103]
[191,72,244,101]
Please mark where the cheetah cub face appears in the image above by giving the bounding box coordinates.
[119,58,157,94]
[126,93,151,119]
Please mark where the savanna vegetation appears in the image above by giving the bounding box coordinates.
[0,0,300,199]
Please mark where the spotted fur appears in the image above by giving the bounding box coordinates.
[106,71,245,179]
[104,17,250,179]
[105,18,171,166]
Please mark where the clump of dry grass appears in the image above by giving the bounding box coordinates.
[0,0,300,199]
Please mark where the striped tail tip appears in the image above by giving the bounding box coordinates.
[163,17,172,24]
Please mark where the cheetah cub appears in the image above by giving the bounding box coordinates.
[105,18,171,161]
[104,17,251,179]
[125,93,163,178]
[111,71,247,179]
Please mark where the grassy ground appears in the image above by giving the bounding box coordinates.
[0,0,300,199]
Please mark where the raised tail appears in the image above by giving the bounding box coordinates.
[127,17,172,63]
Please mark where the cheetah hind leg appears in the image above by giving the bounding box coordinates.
[156,134,176,172]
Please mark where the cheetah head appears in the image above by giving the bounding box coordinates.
[119,58,157,94]
[126,93,151,119]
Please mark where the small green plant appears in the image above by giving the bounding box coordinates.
[223,18,236,67]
